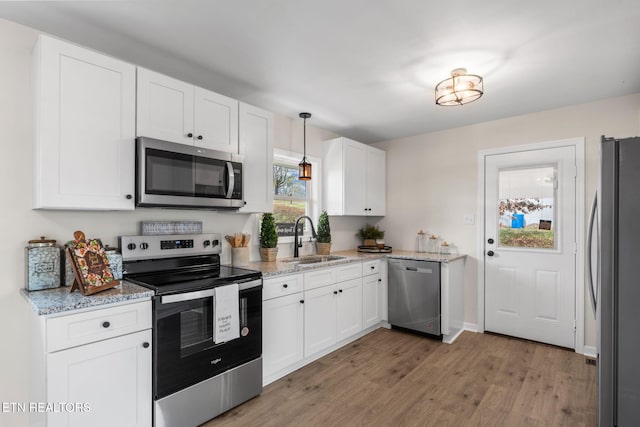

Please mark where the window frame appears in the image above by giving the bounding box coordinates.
[272,148,321,243]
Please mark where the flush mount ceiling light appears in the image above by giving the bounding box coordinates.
[298,112,312,181]
[435,68,484,106]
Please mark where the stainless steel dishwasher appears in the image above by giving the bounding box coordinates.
[388,258,440,336]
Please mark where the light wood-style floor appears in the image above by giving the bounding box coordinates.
[203,328,596,427]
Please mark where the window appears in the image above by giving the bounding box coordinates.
[497,166,556,249]
[272,149,320,239]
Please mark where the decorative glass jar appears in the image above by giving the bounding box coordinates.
[26,236,61,291]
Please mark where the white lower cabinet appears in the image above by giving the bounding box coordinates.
[263,260,386,385]
[362,259,386,328]
[47,329,152,427]
[263,292,304,378]
[362,274,382,329]
[303,285,338,356]
[31,301,152,427]
[335,278,363,341]
[304,277,362,356]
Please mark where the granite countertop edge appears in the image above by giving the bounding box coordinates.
[21,281,154,316]
[242,250,467,279]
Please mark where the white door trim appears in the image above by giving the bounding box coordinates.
[477,137,586,354]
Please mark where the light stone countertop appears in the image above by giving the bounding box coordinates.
[23,250,466,314]
[238,249,466,278]
[21,281,154,316]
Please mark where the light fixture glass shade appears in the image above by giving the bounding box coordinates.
[298,158,312,181]
[435,68,484,106]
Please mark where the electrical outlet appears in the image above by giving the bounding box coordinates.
[464,214,475,225]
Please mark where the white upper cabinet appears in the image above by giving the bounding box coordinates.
[136,68,194,145]
[194,87,239,152]
[323,137,386,216]
[32,35,136,210]
[366,146,386,215]
[136,68,239,153]
[238,102,274,213]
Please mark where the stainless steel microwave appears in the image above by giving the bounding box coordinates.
[136,137,244,209]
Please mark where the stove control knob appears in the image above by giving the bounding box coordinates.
[127,243,136,251]
[212,239,219,247]
[140,242,149,250]
[203,240,211,247]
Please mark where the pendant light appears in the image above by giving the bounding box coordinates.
[298,112,312,181]
[435,68,484,106]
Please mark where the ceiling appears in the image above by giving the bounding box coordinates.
[2,0,640,143]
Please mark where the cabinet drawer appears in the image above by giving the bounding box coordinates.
[47,301,152,353]
[263,274,303,301]
[304,268,337,291]
[336,263,362,282]
[362,260,380,276]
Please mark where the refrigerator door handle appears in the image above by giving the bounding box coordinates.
[587,192,598,317]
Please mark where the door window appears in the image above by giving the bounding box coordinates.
[497,166,556,249]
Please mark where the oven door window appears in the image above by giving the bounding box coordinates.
[145,148,227,198]
[178,298,214,358]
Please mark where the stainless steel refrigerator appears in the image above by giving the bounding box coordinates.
[592,135,640,426]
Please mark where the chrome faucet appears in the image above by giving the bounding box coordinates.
[293,215,317,258]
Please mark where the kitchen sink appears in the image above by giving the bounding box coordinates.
[282,255,347,264]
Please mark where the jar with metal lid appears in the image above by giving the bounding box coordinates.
[104,246,123,280]
[26,236,61,291]
[417,230,427,252]
[427,234,439,253]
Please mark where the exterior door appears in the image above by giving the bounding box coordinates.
[484,146,576,348]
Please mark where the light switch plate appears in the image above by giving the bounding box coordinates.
[464,214,475,225]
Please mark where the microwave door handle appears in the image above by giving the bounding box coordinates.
[225,161,235,199]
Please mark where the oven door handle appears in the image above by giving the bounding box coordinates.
[161,289,215,304]
[225,161,235,199]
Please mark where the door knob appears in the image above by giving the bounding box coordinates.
[186,132,193,138]
[487,238,494,244]
[487,250,495,257]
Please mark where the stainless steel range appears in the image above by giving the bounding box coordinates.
[120,233,262,427]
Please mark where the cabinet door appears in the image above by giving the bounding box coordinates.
[362,273,382,329]
[343,140,367,215]
[238,102,274,213]
[263,293,304,378]
[34,35,136,210]
[136,67,194,145]
[304,286,337,357]
[194,87,238,153]
[366,146,386,216]
[47,329,152,427]
[336,278,363,341]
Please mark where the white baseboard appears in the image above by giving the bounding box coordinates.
[583,345,597,358]
[464,322,479,333]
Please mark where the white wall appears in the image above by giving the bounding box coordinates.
[373,93,640,349]
[0,18,368,427]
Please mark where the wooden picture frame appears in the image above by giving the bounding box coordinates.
[66,235,120,295]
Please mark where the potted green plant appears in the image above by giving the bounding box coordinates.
[316,211,332,255]
[259,213,278,261]
[357,224,385,247]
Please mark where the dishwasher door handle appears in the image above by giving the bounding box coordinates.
[405,266,433,274]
